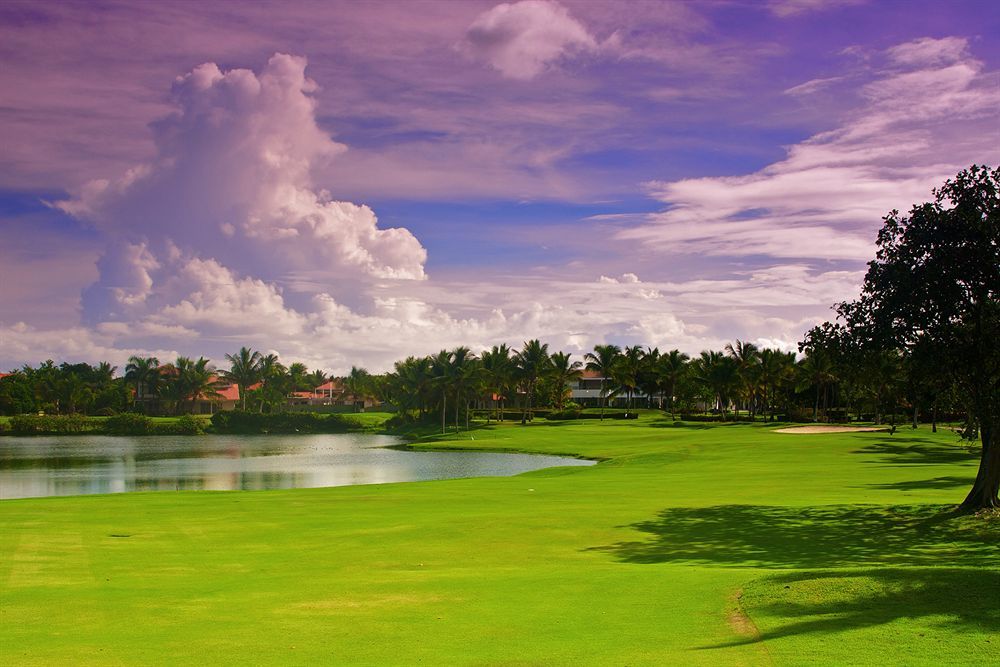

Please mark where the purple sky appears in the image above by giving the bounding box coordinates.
[1,0,998,373]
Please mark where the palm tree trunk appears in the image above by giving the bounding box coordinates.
[521,383,533,425]
[600,380,606,421]
[441,394,446,434]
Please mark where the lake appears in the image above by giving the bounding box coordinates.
[0,433,594,500]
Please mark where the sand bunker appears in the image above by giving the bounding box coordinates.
[773,425,888,434]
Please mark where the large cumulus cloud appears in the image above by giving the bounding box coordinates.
[57,54,426,329]
[33,53,718,372]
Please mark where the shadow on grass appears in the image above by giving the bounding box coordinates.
[854,439,979,467]
[589,504,998,568]
[703,567,1000,649]
[865,475,973,491]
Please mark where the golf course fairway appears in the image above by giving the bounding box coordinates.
[2,415,997,665]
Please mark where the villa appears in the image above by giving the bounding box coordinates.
[568,370,653,408]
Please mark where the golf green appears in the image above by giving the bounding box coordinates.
[1,416,997,665]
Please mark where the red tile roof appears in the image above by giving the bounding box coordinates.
[213,384,241,401]
[315,380,344,391]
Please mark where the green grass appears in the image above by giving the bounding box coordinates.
[1,412,996,665]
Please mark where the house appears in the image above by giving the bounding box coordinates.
[568,369,608,407]
[567,369,652,408]
[293,379,378,410]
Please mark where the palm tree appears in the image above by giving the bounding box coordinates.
[345,366,372,412]
[480,344,514,422]
[390,356,433,417]
[255,353,288,412]
[637,347,662,409]
[287,362,309,391]
[124,355,160,410]
[865,350,902,427]
[95,361,116,383]
[514,340,551,425]
[694,351,740,420]
[305,369,328,391]
[725,340,760,420]
[613,346,644,410]
[658,349,689,419]
[584,344,621,420]
[797,351,837,422]
[757,348,785,422]
[449,347,479,430]
[222,347,262,411]
[430,349,454,434]
[548,351,583,410]
[165,356,221,414]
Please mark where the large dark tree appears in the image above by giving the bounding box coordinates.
[839,165,999,510]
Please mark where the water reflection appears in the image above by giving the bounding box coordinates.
[0,434,593,499]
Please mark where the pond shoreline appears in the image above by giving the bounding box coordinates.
[0,431,595,500]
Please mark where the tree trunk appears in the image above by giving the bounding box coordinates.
[960,420,999,510]
[521,382,535,425]
[932,401,937,433]
[912,402,918,429]
[813,384,819,422]
[600,380,606,421]
[441,394,446,434]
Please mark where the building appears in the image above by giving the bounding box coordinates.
[292,379,378,410]
[567,370,652,408]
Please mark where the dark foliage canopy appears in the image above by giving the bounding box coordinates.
[839,165,1000,509]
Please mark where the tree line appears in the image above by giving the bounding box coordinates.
[0,352,330,417]
[0,339,967,431]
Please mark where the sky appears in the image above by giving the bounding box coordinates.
[1,0,998,374]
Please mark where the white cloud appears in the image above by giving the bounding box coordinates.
[768,0,866,18]
[56,53,426,329]
[0,322,180,372]
[463,0,597,79]
[619,37,1000,261]
[886,36,969,68]
[8,39,994,375]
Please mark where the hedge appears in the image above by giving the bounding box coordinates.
[9,414,95,434]
[211,411,358,434]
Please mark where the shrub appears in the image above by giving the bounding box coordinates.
[384,411,419,430]
[546,406,582,421]
[10,414,91,434]
[104,412,154,435]
[170,415,205,435]
[211,410,355,434]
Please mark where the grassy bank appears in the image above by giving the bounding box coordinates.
[1,414,997,664]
